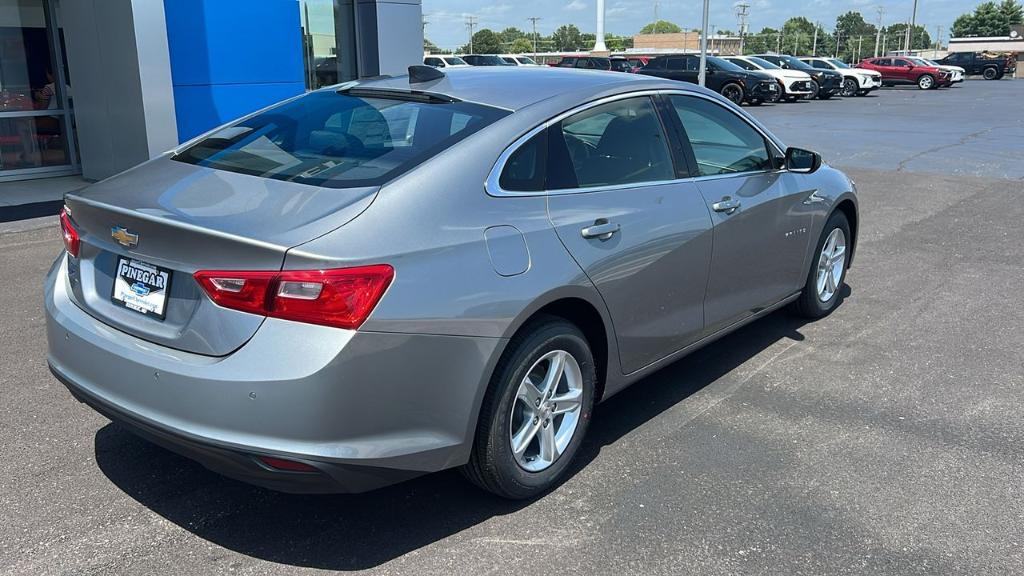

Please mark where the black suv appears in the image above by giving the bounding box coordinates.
[752,54,842,99]
[638,54,779,105]
[462,54,513,66]
[551,56,635,72]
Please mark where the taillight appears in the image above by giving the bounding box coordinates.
[193,265,393,330]
[59,206,80,258]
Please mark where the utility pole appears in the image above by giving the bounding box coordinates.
[905,0,919,54]
[653,0,660,34]
[735,2,750,54]
[835,29,842,58]
[594,0,607,51]
[856,35,863,62]
[793,32,799,55]
[710,24,716,54]
[812,24,819,56]
[776,30,781,53]
[882,33,887,55]
[698,0,710,86]
[935,25,942,51]
[465,15,477,53]
[528,17,541,59]
[874,6,884,57]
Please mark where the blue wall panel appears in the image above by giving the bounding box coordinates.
[163,0,306,141]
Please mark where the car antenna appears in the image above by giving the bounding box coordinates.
[408,65,445,84]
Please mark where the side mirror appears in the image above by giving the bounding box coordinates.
[785,147,821,173]
[906,64,915,69]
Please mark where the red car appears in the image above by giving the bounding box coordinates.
[857,57,953,90]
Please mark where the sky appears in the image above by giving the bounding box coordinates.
[422,0,979,51]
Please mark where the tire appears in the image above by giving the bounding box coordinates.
[792,211,851,319]
[983,67,999,80]
[840,77,858,97]
[720,83,744,105]
[461,316,596,499]
[808,79,821,100]
[917,74,935,90]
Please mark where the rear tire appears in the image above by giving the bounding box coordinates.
[792,211,851,319]
[983,67,999,80]
[461,316,596,500]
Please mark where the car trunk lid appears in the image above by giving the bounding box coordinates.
[62,157,378,356]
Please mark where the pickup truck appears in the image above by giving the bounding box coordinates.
[935,52,1015,80]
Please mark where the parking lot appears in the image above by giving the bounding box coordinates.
[2,79,1023,575]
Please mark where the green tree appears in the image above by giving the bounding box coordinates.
[499,27,528,46]
[460,28,502,54]
[781,16,817,56]
[605,34,634,50]
[743,27,779,54]
[551,24,584,51]
[832,12,877,61]
[952,1,1023,37]
[509,37,534,54]
[640,20,682,34]
[880,23,932,52]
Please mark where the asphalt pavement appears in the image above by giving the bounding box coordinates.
[1,79,1022,575]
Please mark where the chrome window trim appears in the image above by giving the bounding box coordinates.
[486,89,787,198]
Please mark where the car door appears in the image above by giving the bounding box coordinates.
[544,95,714,374]
[893,58,914,82]
[665,94,812,334]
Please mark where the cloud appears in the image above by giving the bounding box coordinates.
[565,0,587,12]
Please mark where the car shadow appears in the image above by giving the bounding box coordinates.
[94,288,849,571]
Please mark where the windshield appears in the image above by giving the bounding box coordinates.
[517,56,538,65]
[747,56,780,69]
[501,57,516,64]
[923,59,941,66]
[444,57,467,65]
[909,58,929,66]
[174,91,509,188]
[828,58,851,69]
[473,55,512,66]
[778,55,814,70]
[708,56,745,71]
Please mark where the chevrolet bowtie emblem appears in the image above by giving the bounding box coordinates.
[111,226,139,248]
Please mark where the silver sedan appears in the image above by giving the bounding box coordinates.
[45,66,858,499]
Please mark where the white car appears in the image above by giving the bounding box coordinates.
[723,56,814,101]
[916,58,965,83]
[423,55,471,69]
[500,54,542,66]
[800,57,882,96]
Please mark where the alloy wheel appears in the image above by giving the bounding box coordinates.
[918,75,934,89]
[841,78,858,97]
[721,84,744,104]
[509,350,584,472]
[816,228,847,302]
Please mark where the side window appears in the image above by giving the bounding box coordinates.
[812,60,828,69]
[876,58,891,66]
[499,131,547,192]
[549,97,674,189]
[669,95,772,176]
[685,57,700,71]
[895,59,910,67]
[425,58,441,67]
[667,57,685,71]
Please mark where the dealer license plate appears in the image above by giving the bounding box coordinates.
[111,257,172,319]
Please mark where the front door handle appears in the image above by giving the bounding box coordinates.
[581,219,620,240]
[712,197,741,215]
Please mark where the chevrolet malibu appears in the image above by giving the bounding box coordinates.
[46,66,859,499]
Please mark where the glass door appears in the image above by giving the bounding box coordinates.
[0,0,77,181]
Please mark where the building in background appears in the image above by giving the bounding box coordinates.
[0,0,422,184]
[632,33,742,56]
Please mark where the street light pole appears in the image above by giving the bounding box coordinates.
[594,0,607,52]
[698,0,710,86]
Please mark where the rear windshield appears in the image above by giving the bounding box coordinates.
[173,90,509,188]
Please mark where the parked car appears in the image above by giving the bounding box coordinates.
[751,54,843,99]
[424,55,471,69]
[46,66,858,499]
[623,55,650,70]
[857,57,953,89]
[462,54,513,66]
[935,52,1014,80]
[724,55,814,101]
[799,57,883,96]
[500,54,541,66]
[917,58,965,83]
[639,54,780,105]
[548,56,633,72]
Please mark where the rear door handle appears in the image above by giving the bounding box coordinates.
[712,197,741,215]
[581,219,620,240]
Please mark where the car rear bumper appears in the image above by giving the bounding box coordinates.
[749,81,780,101]
[45,255,502,493]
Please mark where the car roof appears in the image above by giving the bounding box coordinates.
[340,66,689,111]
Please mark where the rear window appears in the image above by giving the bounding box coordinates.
[173,90,509,188]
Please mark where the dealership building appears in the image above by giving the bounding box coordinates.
[0,0,423,184]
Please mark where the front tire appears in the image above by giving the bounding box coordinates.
[720,83,744,105]
[792,211,851,319]
[462,316,596,499]
[917,74,935,89]
[808,79,821,100]
[841,77,858,97]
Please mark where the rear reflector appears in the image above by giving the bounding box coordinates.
[257,456,319,473]
[193,265,393,330]
[59,206,80,258]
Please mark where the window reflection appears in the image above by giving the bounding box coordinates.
[300,0,358,89]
